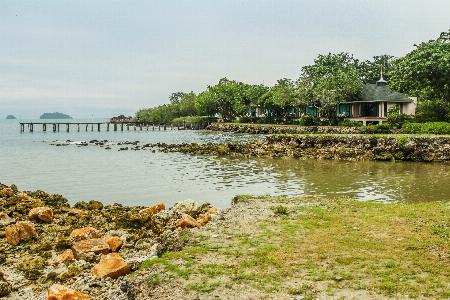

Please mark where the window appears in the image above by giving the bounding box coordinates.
[360,102,379,117]
[337,104,353,117]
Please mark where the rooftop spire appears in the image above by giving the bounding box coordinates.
[377,65,387,86]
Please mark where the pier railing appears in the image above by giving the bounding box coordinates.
[20,121,211,133]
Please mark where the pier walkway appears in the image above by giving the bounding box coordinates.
[20,121,209,132]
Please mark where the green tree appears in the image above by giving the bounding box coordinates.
[359,54,395,84]
[390,29,450,104]
[295,52,362,124]
[258,78,297,120]
[414,99,450,122]
[194,78,251,121]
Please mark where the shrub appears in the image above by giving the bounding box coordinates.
[338,120,363,127]
[402,122,450,134]
[299,116,319,126]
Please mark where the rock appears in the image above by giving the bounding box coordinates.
[0,188,14,197]
[52,249,75,265]
[0,272,12,297]
[92,253,130,279]
[159,230,183,253]
[173,199,201,217]
[68,208,87,216]
[207,207,219,215]
[71,238,111,258]
[196,213,211,226]
[106,236,123,252]
[46,284,90,300]
[5,221,36,245]
[151,210,183,234]
[68,227,101,245]
[57,261,89,281]
[139,203,165,215]
[28,206,54,223]
[17,255,47,280]
[175,215,199,229]
[0,212,15,226]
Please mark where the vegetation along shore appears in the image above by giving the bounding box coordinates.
[2,184,450,299]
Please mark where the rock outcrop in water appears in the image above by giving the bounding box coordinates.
[156,135,450,162]
[0,183,219,299]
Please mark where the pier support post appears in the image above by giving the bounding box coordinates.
[86,124,88,132]
[140,123,142,131]
[30,124,33,132]
[98,123,100,132]
[43,124,46,132]
[53,124,56,132]
[114,123,117,131]
[152,124,154,131]
[57,124,60,132]
[78,124,80,132]
[107,123,110,131]
[121,123,123,131]
[91,124,93,131]
[66,124,69,132]
[20,123,24,132]
[164,123,166,130]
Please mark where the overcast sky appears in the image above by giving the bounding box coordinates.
[1,0,449,119]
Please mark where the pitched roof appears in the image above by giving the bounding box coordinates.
[353,80,413,103]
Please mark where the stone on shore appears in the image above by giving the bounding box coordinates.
[92,253,130,279]
[196,213,211,226]
[71,238,111,258]
[207,207,219,214]
[176,214,199,229]
[0,212,15,226]
[173,199,201,217]
[139,203,165,215]
[0,188,14,197]
[68,227,101,245]
[68,208,87,216]
[52,249,75,265]
[106,236,123,252]
[46,284,90,300]
[0,272,12,297]
[28,206,54,223]
[5,221,36,245]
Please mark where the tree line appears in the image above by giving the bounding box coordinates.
[136,29,450,125]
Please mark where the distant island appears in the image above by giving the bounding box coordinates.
[6,115,17,119]
[40,112,72,119]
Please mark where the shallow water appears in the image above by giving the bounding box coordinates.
[1,119,449,207]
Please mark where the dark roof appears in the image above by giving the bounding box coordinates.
[352,80,413,103]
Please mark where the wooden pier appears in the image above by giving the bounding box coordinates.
[19,121,210,133]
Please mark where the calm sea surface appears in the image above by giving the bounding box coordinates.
[1,119,449,207]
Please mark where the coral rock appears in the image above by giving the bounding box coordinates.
[0,273,12,297]
[207,207,219,215]
[29,206,54,223]
[5,221,36,245]
[52,249,75,265]
[106,236,123,252]
[46,284,90,300]
[92,253,130,279]
[197,213,211,226]
[68,209,87,216]
[71,238,111,258]
[68,227,101,245]
[0,212,15,226]
[139,203,165,215]
[173,199,201,217]
[0,188,14,197]
[175,214,199,229]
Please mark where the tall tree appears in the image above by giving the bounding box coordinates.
[258,78,297,119]
[359,54,395,84]
[295,52,362,124]
[390,29,450,104]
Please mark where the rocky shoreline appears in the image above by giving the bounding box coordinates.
[0,183,218,299]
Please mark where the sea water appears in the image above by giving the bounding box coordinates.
[1,119,450,207]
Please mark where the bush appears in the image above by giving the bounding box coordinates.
[364,124,392,134]
[171,116,215,123]
[402,122,450,134]
[299,115,320,126]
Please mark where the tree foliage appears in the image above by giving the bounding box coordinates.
[390,29,450,104]
[258,78,297,119]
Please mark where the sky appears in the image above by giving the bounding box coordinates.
[1,0,449,119]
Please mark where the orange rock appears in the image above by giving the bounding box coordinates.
[196,213,211,226]
[68,209,87,216]
[0,188,14,197]
[175,215,199,229]
[29,207,53,223]
[139,203,165,215]
[92,253,130,279]
[68,227,101,245]
[46,284,90,300]
[52,249,74,265]
[5,221,36,245]
[106,236,123,252]
[71,238,111,258]
[207,207,219,214]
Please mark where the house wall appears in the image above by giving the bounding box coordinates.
[404,97,417,115]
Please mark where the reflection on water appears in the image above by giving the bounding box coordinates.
[1,119,449,207]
